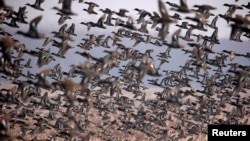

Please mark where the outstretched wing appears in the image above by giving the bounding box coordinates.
[62,0,71,11]
[158,0,169,17]
[28,15,42,37]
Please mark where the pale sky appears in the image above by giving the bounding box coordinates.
[5,0,250,39]
[2,0,250,88]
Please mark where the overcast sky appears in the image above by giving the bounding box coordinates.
[5,0,250,38]
[2,0,250,89]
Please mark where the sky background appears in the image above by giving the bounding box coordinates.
[1,0,250,89]
[4,0,250,38]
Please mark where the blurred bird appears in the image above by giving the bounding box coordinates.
[158,0,177,40]
[166,0,194,13]
[164,28,184,48]
[26,0,45,11]
[83,1,99,15]
[53,0,77,15]
[17,15,45,39]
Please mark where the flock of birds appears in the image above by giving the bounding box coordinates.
[0,0,250,140]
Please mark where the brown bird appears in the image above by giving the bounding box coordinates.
[219,3,243,23]
[83,1,99,15]
[0,37,22,64]
[0,112,15,141]
[60,77,83,106]
[164,28,184,48]
[42,37,55,47]
[53,0,77,15]
[66,23,77,36]
[158,0,177,40]
[54,38,74,58]
[114,8,129,17]
[57,14,72,25]
[35,68,52,89]
[37,49,54,68]
[229,51,236,61]
[166,0,194,13]
[15,80,35,103]
[80,14,106,30]
[0,0,11,10]
[138,19,150,33]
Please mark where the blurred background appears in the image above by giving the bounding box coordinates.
[1,0,250,90]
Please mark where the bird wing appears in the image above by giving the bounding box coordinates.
[159,0,169,18]
[180,0,188,8]
[172,28,181,44]
[28,15,42,36]
[62,0,71,11]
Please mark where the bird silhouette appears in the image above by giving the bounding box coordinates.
[53,0,77,15]
[83,2,99,15]
[26,0,45,11]
[164,28,184,48]
[158,0,177,40]
[17,15,45,39]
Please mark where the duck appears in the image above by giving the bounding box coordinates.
[203,28,220,44]
[207,15,218,29]
[0,0,12,10]
[138,19,151,33]
[191,33,203,42]
[150,11,161,29]
[114,8,129,17]
[42,37,55,47]
[0,13,5,24]
[83,1,99,15]
[14,6,28,24]
[0,37,22,64]
[100,8,114,14]
[158,0,177,40]
[230,25,243,42]
[14,80,36,103]
[134,8,152,24]
[58,77,83,106]
[133,36,144,47]
[164,28,184,48]
[170,13,182,20]
[123,16,137,30]
[166,0,194,13]
[136,55,161,83]
[0,113,15,140]
[230,14,250,38]
[193,4,216,17]
[180,27,194,41]
[3,17,19,28]
[35,68,52,89]
[80,14,106,30]
[104,12,114,26]
[112,17,125,26]
[16,15,45,39]
[176,21,189,29]
[57,13,72,25]
[242,2,250,9]
[186,12,208,31]
[233,69,250,95]
[53,0,77,15]
[66,23,77,36]
[23,58,32,68]
[219,4,243,23]
[37,48,55,68]
[52,23,68,38]
[53,38,74,58]
[26,0,45,11]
